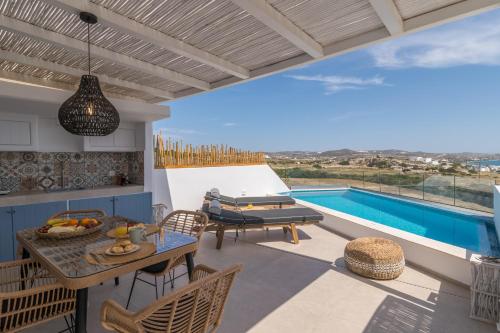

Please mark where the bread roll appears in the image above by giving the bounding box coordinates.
[124,244,135,252]
[112,246,124,254]
[118,240,132,246]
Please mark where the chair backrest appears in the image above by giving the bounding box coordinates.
[137,264,242,333]
[160,210,209,240]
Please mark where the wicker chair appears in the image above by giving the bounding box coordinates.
[0,258,76,332]
[126,210,209,309]
[102,264,242,333]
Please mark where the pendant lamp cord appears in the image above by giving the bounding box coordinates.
[87,21,91,75]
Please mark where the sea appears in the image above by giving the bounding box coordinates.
[467,160,500,167]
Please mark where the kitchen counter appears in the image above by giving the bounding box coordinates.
[0,185,145,207]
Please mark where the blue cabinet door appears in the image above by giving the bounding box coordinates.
[114,192,152,224]
[69,196,114,217]
[12,201,67,253]
[0,206,14,262]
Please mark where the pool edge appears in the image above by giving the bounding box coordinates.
[294,197,477,286]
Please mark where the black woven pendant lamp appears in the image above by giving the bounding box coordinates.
[58,12,120,136]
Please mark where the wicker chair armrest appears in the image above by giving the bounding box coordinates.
[0,281,70,299]
[0,258,37,269]
[101,299,141,333]
[0,258,52,290]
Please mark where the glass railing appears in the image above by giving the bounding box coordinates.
[274,168,496,213]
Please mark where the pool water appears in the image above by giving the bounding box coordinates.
[290,189,495,254]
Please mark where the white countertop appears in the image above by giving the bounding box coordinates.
[0,185,145,207]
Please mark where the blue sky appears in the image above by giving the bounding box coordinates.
[154,9,500,153]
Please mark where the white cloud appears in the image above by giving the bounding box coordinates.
[369,15,500,68]
[223,122,237,127]
[287,75,386,94]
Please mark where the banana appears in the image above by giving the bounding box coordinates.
[47,218,66,226]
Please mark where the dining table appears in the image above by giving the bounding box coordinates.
[16,216,198,333]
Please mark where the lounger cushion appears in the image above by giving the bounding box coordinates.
[203,205,323,225]
[204,192,295,206]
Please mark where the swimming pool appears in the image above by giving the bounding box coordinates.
[290,189,495,254]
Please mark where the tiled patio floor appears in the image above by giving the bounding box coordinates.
[27,225,496,333]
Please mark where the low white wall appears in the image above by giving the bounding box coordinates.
[297,199,474,286]
[494,186,500,242]
[152,165,289,211]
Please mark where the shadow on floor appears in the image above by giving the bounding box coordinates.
[363,295,434,333]
[204,223,490,333]
[196,233,331,333]
[331,258,475,333]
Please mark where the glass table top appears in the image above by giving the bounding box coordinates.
[17,217,197,278]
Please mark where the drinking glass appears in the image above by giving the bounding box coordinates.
[115,220,128,237]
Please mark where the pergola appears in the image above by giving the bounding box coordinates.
[0,0,498,104]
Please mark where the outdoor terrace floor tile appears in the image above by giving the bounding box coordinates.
[25,225,495,333]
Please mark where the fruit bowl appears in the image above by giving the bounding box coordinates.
[36,210,106,239]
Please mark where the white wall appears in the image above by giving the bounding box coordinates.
[144,121,153,193]
[494,186,500,242]
[152,165,290,211]
[38,117,82,152]
[1,114,147,153]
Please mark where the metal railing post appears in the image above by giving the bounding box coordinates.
[362,171,365,188]
[453,175,456,206]
[398,172,401,196]
[422,173,425,200]
[378,171,381,192]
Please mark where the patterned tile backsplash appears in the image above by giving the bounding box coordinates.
[0,152,144,192]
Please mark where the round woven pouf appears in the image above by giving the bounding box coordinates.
[344,237,405,280]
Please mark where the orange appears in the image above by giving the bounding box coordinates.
[67,219,78,226]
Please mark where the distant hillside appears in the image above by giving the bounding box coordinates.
[266,149,500,162]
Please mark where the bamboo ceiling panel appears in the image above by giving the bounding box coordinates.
[394,0,463,20]
[0,0,229,83]
[0,0,495,103]
[268,0,384,46]
[0,28,190,91]
[92,0,304,70]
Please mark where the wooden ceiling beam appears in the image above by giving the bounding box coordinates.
[176,0,500,99]
[230,0,324,58]
[0,70,145,102]
[368,0,404,35]
[0,49,173,100]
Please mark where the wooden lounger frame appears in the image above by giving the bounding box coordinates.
[205,220,320,249]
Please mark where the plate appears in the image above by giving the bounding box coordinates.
[104,244,140,256]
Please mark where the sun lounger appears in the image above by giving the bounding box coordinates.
[205,192,296,207]
[202,204,323,249]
